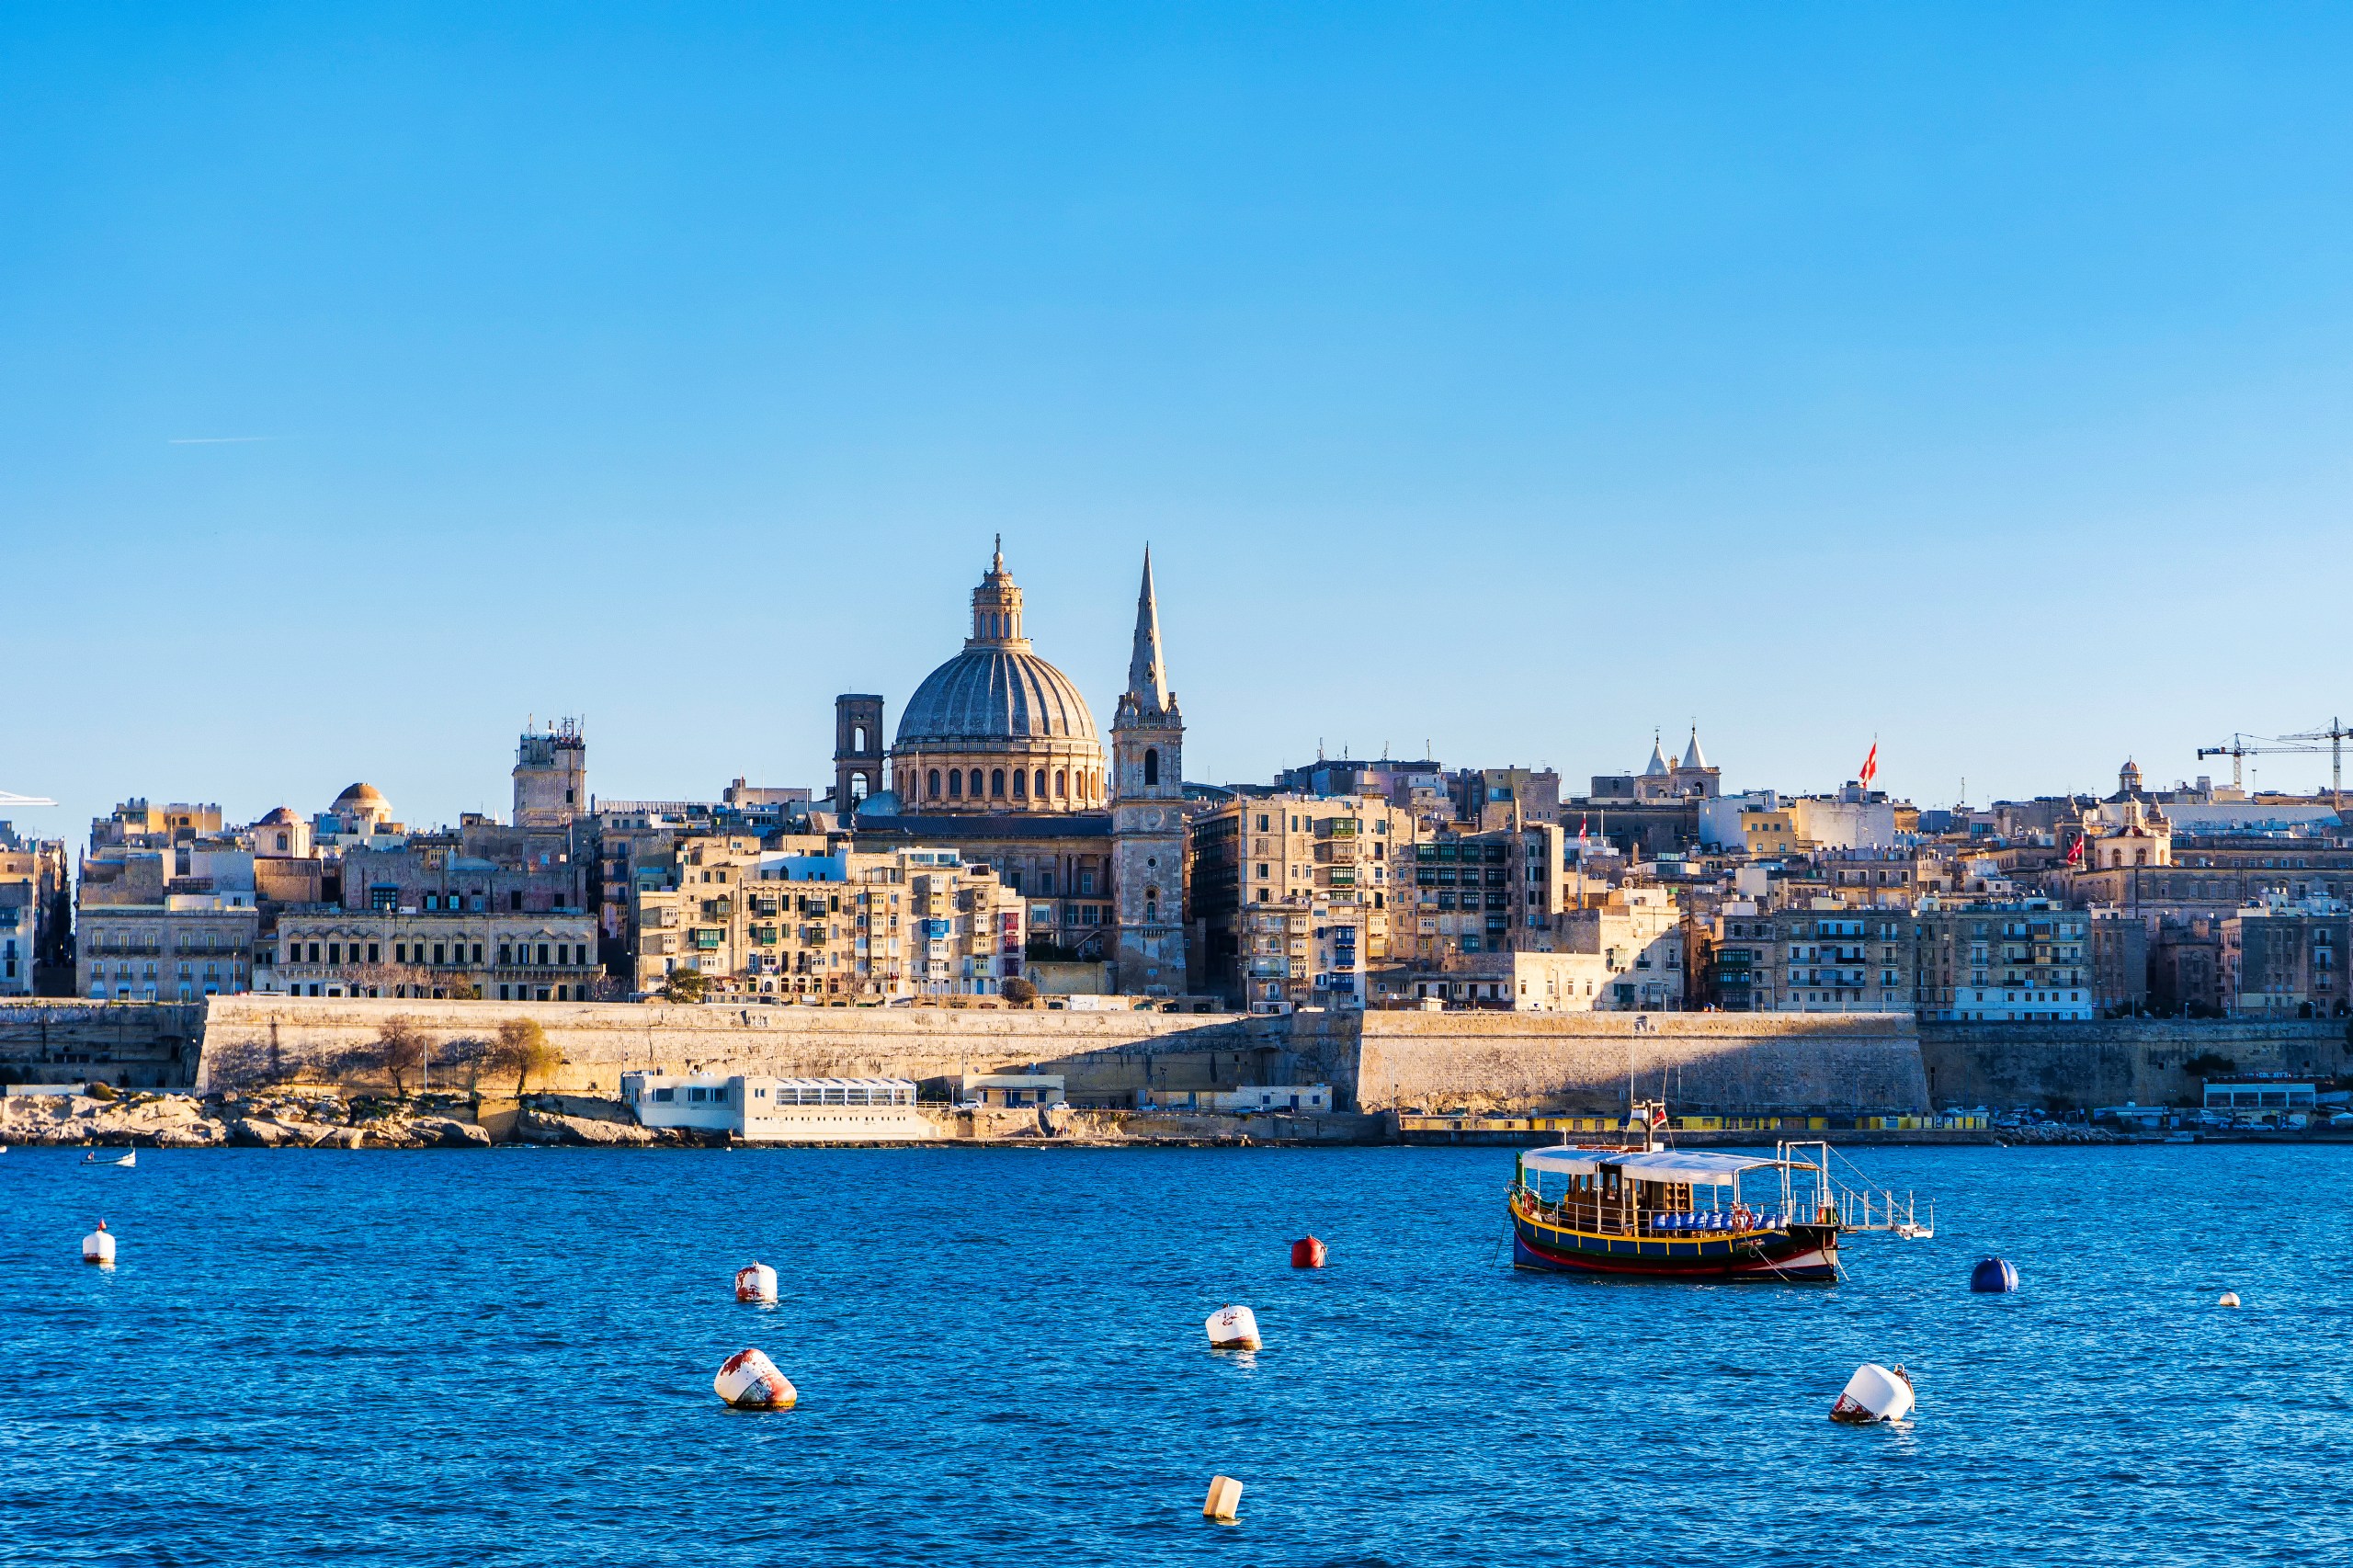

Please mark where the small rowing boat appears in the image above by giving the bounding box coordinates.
[82,1149,137,1168]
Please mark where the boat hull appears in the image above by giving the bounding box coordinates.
[1511,1208,1839,1282]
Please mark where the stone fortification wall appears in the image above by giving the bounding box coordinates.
[1918,1019,2349,1110]
[1288,1009,1930,1115]
[197,994,1275,1100]
[0,1001,207,1089]
[151,998,2353,1115]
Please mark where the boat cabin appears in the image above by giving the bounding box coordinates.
[1515,1145,1830,1237]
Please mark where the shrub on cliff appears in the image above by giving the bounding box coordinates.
[491,1017,562,1095]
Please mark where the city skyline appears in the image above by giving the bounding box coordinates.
[7,529,2351,843]
[10,7,2353,834]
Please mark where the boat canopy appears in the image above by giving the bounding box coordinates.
[1522,1146,1794,1186]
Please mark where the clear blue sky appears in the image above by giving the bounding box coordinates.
[6,4,2353,841]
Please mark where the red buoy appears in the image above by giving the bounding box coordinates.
[1290,1235,1326,1268]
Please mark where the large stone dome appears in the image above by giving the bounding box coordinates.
[895,646,1097,744]
[889,542,1109,813]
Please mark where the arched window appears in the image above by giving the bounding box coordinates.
[1145,884,1159,922]
[969,769,983,798]
[1055,770,1067,798]
[948,770,963,799]
[991,769,1006,798]
[1034,769,1046,799]
[1012,768,1027,799]
[928,769,942,799]
[852,724,866,752]
[1143,747,1159,786]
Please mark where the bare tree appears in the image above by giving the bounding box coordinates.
[378,1015,427,1096]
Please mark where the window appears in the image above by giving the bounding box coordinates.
[1055,770,1068,798]
[852,724,866,752]
[538,944,551,965]
[969,769,983,798]
[498,945,512,965]
[1034,769,1047,798]
[929,769,941,798]
[433,944,447,965]
[992,769,1006,798]
[1013,768,1027,799]
[510,892,523,911]
[367,943,379,963]
[948,769,962,798]
[1143,747,1159,786]
[327,943,340,964]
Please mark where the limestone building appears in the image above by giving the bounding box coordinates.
[1189,791,1417,1011]
[630,835,1022,1001]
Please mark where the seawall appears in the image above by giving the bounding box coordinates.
[195,994,1279,1101]
[192,996,1939,1115]
[0,1001,206,1088]
[1289,1009,1931,1116]
[1917,1019,2349,1110]
[29,996,2327,1118]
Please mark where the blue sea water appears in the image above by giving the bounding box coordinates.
[3,1142,2350,1566]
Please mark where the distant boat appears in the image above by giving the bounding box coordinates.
[82,1150,136,1167]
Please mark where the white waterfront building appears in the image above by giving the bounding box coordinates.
[620,1072,930,1142]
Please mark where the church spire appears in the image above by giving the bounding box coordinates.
[1124,545,1172,716]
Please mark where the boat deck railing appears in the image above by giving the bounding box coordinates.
[1514,1187,1834,1239]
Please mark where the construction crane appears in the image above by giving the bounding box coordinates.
[2279,718,2352,809]
[2196,718,2347,806]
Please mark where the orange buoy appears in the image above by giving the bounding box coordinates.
[1290,1235,1326,1268]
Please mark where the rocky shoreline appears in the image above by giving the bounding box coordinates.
[0,1088,703,1151]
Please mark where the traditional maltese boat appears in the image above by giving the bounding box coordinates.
[1509,1123,1842,1283]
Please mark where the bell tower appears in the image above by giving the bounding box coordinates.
[834,694,884,811]
[1111,548,1186,995]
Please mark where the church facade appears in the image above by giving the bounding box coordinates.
[832,543,1188,997]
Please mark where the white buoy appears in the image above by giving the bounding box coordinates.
[1829,1362,1915,1424]
[1204,1305,1261,1351]
[734,1262,779,1304]
[82,1221,116,1266]
[1202,1474,1244,1522]
[712,1347,797,1410]
[2220,1290,2242,1308]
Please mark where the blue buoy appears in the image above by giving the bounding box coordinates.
[1970,1257,2018,1293]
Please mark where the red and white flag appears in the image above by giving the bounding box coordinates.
[2065,834,2085,867]
[1858,741,1879,789]
[1576,814,1589,845]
